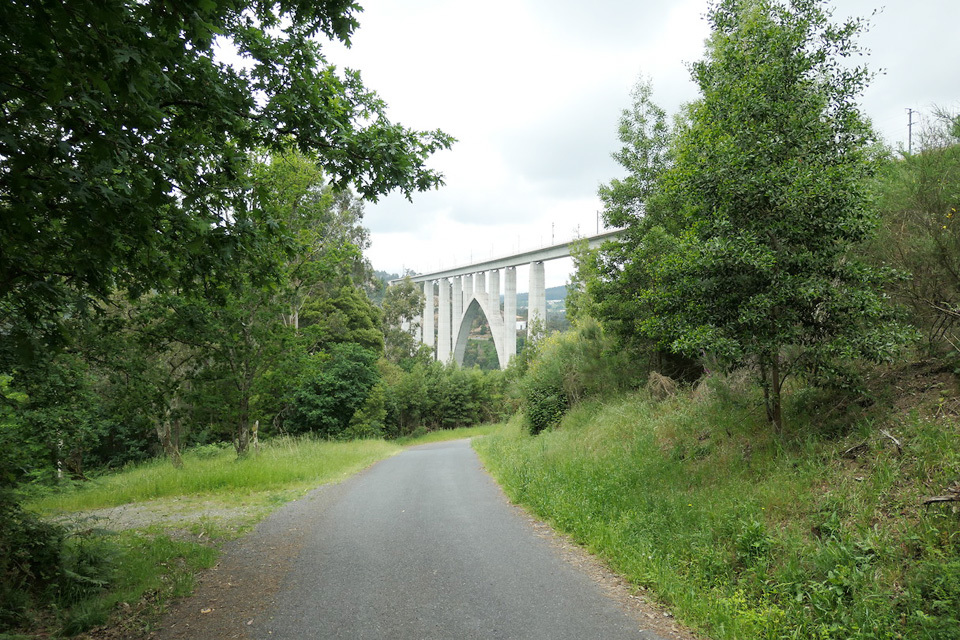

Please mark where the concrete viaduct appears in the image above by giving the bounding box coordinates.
[392,229,622,370]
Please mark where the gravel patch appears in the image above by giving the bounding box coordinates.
[53,498,275,542]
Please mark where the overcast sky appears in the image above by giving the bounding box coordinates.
[324,0,960,289]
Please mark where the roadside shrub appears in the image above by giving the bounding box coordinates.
[866,110,960,358]
[342,381,387,440]
[521,319,643,433]
[0,491,65,629]
[525,379,567,435]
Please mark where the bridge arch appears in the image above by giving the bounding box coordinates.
[388,230,624,370]
[453,295,507,369]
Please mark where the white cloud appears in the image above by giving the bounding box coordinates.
[326,0,960,290]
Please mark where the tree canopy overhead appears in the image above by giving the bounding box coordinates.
[0,0,453,344]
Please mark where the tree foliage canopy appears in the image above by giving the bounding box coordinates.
[583,0,910,429]
[0,0,453,346]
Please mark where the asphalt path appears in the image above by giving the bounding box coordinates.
[252,439,665,640]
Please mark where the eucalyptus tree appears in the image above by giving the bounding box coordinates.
[381,276,427,365]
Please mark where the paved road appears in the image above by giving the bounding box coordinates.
[252,439,664,640]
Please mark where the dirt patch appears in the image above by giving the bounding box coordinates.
[142,483,348,640]
[882,359,960,418]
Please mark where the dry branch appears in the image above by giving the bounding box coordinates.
[880,429,903,455]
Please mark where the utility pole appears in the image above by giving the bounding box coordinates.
[907,108,918,155]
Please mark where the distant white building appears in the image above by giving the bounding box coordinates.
[516,319,527,332]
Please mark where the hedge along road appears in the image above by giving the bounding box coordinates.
[153,439,683,640]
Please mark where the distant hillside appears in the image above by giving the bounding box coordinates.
[509,285,567,306]
[374,270,401,284]
[369,270,400,305]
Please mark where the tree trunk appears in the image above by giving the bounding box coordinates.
[770,351,783,434]
[235,396,251,457]
[157,406,184,468]
[759,351,784,434]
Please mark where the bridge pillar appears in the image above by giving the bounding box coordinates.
[422,281,434,350]
[462,274,473,316]
[528,261,546,340]
[488,269,500,310]
[504,267,516,364]
[475,271,486,301]
[437,277,451,363]
[452,276,462,329]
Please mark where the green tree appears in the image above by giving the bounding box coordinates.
[651,0,908,430]
[868,109,960,356]
[251,150,374,333]
[302,285,384,354]
[586,0,909,431]
[573,78,684,372]
[285,342,380,438]
[381,276,426,365]
[0,0,453,352]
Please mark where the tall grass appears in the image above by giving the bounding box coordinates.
[31,426,500,515]
[56,531,218,636]
[395,423,501,445]
[475,386,960,640]
[32,436,401,513]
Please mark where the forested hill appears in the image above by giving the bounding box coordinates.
[512,285,567,306]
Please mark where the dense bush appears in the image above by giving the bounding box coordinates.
[520,319,644,434]
[0,492,66,629]
[381,360,510,437]
[285,343,381,438]
[867,111,960,359]
[0,377,112,632]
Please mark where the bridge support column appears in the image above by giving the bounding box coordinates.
[438,278,451,363]
[528,261,546,340]
[475,271,486,302]
[488,269,500,310]
[422,281,434,351]
[504,267,516,364]
[452,276,462,329]
[462,274,473,316]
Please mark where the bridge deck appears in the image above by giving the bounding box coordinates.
[391,228,623,284]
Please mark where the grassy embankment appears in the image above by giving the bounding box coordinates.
[474,374,960,640]
[19,427,495,638]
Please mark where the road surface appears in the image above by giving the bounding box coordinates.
[154,439,683,640]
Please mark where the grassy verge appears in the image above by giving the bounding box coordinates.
[395,423,501,445]
[474,381,960,640]
[15,427,492,638]
[31,437,402,514]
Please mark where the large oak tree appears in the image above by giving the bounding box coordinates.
[0,0,452,352]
